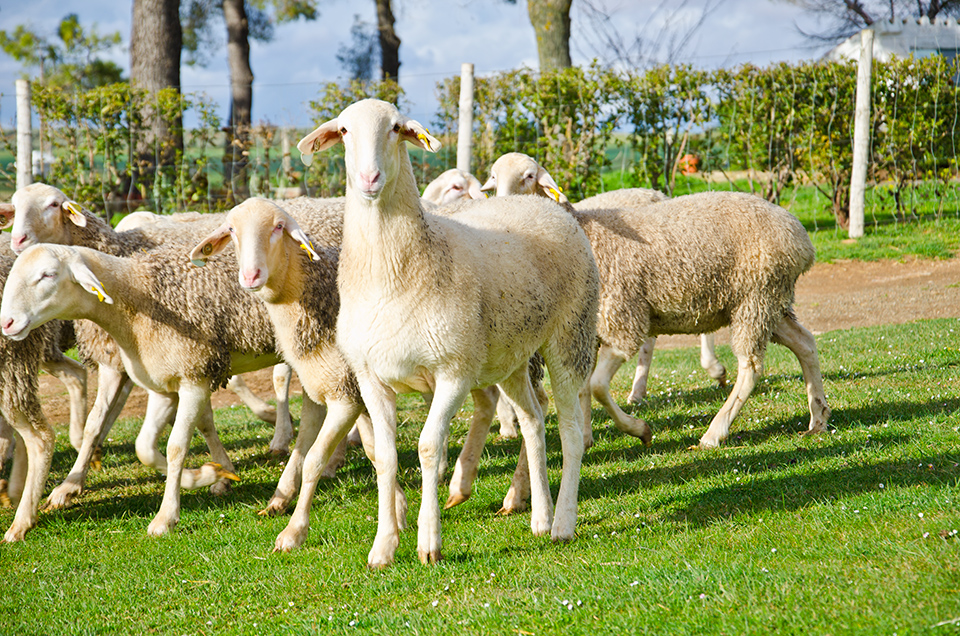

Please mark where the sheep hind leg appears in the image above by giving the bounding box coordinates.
[627,337,656,404]
[495,391,519,438]
[274,398,363,552]
[592,345,652,444]
[446,385,498,509]
[3,412,55,543]
[226,374,277,424]
[40,356,88,451]
[771,314,830,435]
[0,417,13,476]
[700,333,727,386]
[697,354,762,449]
[269,363,294,455]
[260,395,325,516]
[497,368,552,537]
[544,362,586,543]
[189,402,239,495]
[352,412,408,530]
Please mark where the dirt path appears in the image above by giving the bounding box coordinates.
[36,257,960,425]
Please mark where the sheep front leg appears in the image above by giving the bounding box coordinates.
[771,315,830,435]
[269,363,294,455]
[40,356,88,451]
[446,385,498,509]
[3,413,55,543]
[353,413,408,529]
[274,398,363,552]
[147,384,210,536]
[498,368,552,536]
[495,391,519,438]
[592,345,653,444]
[135,392,178,473]
[93,365,135,450]
[697,355,762,449]
[190,402,239,494]
[548,367,586,543]
[260,395,325,516]
[417,379,472,564]
[700,334,727,386]
[355,373,400,569]
[627,337,657,404]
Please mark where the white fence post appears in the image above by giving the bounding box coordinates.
[16,79,32,190]
[457,63,474,173]
[849,28,874,239]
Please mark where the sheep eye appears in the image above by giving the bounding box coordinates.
[339,126,347,135]
[228,226,235,234]
[392,123,401,133]
[275,223,284,231]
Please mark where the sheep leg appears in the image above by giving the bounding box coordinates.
[0,417,13,476]
[495,390,520,438]
[226,374,277,423]
[353,412,408,530]
[697,355,762,449]
[497,368,552,537]
[355,372,400,569]
[147,384,211,536]
[268,363,294,455]
[446,385,499,508]
[592,345,653,444]
[274,398,363,552]
[700,333,727,386]
[627,337,657,404]
[3,431,25,507]
[260,395,325,516]
[40,356,88,451]
[3,412,55,543]
[46,365,134,509]
[546,362,587,543]
[135,392,179,473]
[771,315,831,435]
[190,402,239,494]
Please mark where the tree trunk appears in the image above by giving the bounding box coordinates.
[130,0,182,190]
[527,0,572,71]
[376,0,401,81]
[222,0,253,202]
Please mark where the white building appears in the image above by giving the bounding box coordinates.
[824,16,960,62]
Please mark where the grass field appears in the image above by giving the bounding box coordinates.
[1,318,958,635]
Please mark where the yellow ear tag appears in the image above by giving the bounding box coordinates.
[92,286,105,303]
[548,187,561,202]
[417,133,428,144]
[300,242,320,261]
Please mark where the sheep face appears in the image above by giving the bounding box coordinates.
[421,169,484,205]
[482,152,568,203]
[0,244,111,341]
[190,198,319,298]
[297,99,441,201]
[8,183,87,254]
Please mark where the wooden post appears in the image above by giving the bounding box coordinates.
[16,79,32,190]
[457,63,474,173]
[849,28,874,239]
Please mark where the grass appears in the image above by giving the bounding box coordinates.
[2,318,959,634]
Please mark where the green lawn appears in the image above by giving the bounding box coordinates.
[2,318,958,634]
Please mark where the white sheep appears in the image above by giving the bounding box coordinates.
[480,152,830,450]
[296,99,599,567]
[420,168,484,206]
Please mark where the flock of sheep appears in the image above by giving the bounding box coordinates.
[0,98,830,568]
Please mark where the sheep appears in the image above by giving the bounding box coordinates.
[0,236,90,541]
[420,168,484,206]
[480,152,728,406]
[114,208,297,455]
[480,152,830,450]
[189,198,429,552]
[296,98,599,567]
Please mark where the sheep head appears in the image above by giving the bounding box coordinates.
[421,168,485,205]
[0,244,112,341]
[296,99,441,201]
[190,198,319,296]
[8,183,87,254]
[481,152,568,204]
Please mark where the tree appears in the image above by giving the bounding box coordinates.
[130,0,183,176]
[782,0,960,42]
[375,0,401,80]
[0,14,124,89]
[337,15,379,80]
[528,0,572,70]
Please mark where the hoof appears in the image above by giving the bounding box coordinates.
[209,479,233,497]
[258,497,289,517]
[0,480,11,509]
[418,549,443,565]
[716,371,728,388]
[444,492,470,510]
[273,525,307,552]
[269,447,291,458]
[91,446,103,472]
[3,524,30,543]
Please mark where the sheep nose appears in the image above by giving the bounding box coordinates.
[2,317,13,332]
[11,234,27,251]
[240,269,262,288]
[358,171,381,191]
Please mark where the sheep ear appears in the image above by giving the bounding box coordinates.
[0,203,14,229]
[189,224,233,267]
[466,176,486,200]
[62,201,88,227]
[284,217,321,261]
[68,258,113,305]
[479,175,495,192]
[296,119,342,166]
[401,119,441,153]
[536,168,569,204]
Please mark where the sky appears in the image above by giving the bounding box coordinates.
[0,0,834,130]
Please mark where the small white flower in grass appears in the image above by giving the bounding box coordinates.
[593,534,599,539]
[771,548,777,553]
[432,600,439,607]
[630,581,639,587]
[879,483,885,489]
[923,532,930,539]
[289,602,294,607]
[206,621,212,626]
[699,594,707,600]
[349,620,357,627]
[919,512,925,519]
[483,603,490,609]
